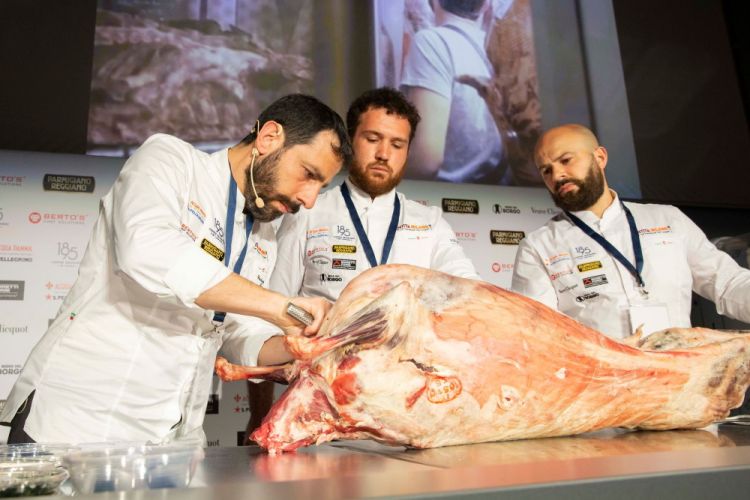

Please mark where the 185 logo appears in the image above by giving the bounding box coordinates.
[57,242,79,261]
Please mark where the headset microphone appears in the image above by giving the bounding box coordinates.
[249,147,265,209]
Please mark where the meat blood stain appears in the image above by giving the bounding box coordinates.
[332,373,359,405]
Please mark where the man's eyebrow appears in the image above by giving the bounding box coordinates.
[538,151,573,170]
[302,162,325,183]
[362,129,409,143]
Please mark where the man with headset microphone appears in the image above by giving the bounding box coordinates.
[1,94,352,446]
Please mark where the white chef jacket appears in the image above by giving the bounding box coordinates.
[511,194,750,339]
[0,134,279,445]
[270,178,479,300]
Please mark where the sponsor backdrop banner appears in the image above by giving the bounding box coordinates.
[0,152,556,446]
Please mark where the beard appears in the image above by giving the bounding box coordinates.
[242,148,301,222]
[348,159,404,197]
[550,157,605,212]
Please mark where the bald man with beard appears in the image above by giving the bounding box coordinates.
[511,124,750,340]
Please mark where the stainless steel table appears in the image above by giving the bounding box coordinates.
[57,425,750,499]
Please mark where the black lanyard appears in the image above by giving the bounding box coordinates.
[340,182,400,269]
[565,203,645,289]
[213,174,254,323]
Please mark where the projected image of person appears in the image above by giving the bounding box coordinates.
[511,124,750,340]
[400,0,543,186]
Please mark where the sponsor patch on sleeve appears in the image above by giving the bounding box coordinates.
[201,239,225,262]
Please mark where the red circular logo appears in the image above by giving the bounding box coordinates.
[29,212,41,224]
[491,262,501,273]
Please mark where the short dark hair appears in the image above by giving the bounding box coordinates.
[240,94,352,165]
[346,87,421,143]
[439,0,485,20]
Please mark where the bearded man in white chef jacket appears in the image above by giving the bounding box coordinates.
[0,94,352,446]
[243,88,480,440]
[511,124,750,340]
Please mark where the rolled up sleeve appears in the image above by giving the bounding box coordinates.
[110,135,230,307]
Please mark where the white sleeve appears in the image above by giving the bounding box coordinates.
[511,238,558,309]
[400,29,453,98]
[268,210,308,297]
[678,208,750,322]
[219,314,282,369]
[111,135,230,307]
[430,215,481,280]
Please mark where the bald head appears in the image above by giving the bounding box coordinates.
[534,124,612,214]
[534,124,600,166]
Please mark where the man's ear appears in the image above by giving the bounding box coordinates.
[594,146,608,170]
[254,120,286,155]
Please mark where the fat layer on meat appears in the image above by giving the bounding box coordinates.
[215,264,750,454]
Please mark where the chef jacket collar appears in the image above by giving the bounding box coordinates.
[214,147,249,224]
[569,190,623,231]
[343,177,397,212]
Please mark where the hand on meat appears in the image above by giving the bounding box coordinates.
[277,296,332,337]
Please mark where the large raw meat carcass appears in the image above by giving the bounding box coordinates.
[215,265,750,455]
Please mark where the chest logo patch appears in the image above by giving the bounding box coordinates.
[583,274,608,288]
[576,292,600,303]
[332,258,356,270]
[577,261,602,273]
[332,244,356,254]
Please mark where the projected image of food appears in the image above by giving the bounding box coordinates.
[87,0,312,155]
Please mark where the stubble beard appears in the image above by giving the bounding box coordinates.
[243,148,300,222]
[348,160,404,198]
